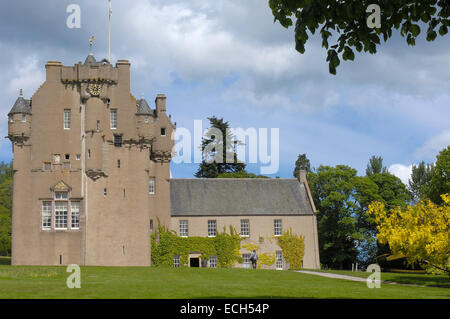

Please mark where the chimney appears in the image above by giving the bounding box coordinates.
[296,169,317,213]
[155,94,166,114]
[297,169,307,184]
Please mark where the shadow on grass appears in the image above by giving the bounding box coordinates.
[385,276,450,289]
[0,257,11,266]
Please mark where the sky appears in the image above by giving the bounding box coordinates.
[0,0,449,183]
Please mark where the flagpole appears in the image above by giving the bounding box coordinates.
[108,0,111,62]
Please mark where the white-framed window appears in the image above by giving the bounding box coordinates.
[42,201,52,230]
[110,109,117,129]
[179,220,188,237]
[274,219,282,236]
[161,127,166,136]
[209,255,217,268]
[21,114,26,122]
[64,109,71,129]
[54,201,68,229]
[242,254,251,268]
[71,201,80,229]
[55,192,68,200]
[149,177,155,194]
[173,255,180,268]
[53,154,61,164]
[276,251,283,270]
[76,154,81,160]
[150,219,153,232]
[208,220,216,237]
[114,135,122,147]
[240,219,249,237]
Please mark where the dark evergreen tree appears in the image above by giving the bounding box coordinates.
[365,155,387,176]
[408,161,434,203]
[293,153,311,178]
[195,117,246,178]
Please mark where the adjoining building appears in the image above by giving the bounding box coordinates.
[7,52,320,269]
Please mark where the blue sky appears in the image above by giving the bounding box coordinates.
[0,0,449,182]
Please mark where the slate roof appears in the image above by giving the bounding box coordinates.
[136,98,152,114]
[84,53,98,66]
[170,178,315,216]
[9,96,31,115]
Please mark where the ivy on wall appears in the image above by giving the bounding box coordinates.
[241,243,275,268]
[151,224,242,267]
[277,229,305,269]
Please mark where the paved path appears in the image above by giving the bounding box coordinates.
[295,270,425,287]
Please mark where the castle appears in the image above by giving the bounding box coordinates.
[7,51,320,269]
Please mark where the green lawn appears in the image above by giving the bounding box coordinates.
[304,269,450,288]
[0,256,11,265]
[0,265,448,299]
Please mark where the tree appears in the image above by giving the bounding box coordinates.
[293,153,311,178]
[0,161,13,256]
[308,165,365,269]
[365,156,387,176]
[268,1,450,74]
[367,194,450,274]
[217,171,269,178]
[408,161,434,203]
[195,117,246,178]
[423,146,450,205]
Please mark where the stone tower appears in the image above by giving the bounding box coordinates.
[7,53,175,266]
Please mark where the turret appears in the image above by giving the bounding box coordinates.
[135,97,155,140]
[151,94,175,162]
[8,89,32,145]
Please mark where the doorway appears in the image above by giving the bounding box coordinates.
[189,257,200,267]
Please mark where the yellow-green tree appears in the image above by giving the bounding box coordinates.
[277,229,305,269]
[367,194,450,274]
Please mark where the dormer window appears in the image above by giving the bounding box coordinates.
[55,192,68,200]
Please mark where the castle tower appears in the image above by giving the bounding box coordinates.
[7,51,175,266]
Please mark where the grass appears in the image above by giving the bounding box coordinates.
[0,256,11,265]
[303,269,450,288]
[0,265,448,299]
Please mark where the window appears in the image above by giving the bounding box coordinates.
[42,201,52,230]
[117,159,120,168]
[150,219,153,232]
[76,154,81,160]
[276,251,283,270]
[114,135,122,147]
[208,220,216,237]
[71,202,80,229]
[88,150,91,159]
[104,188,107,196]
[64,110,71,129]
[149,178,155,194]
[240,219,249,237]
[65,154,70,160]
[55,192,68,200]
[97,120,100,131]
[144,116,149,123]
[110,109,117,129]
[43,162,52,171]
[179,220,188,237]
[173,255,180,268]
[274,219,282,236]
[55,202,68,229]
[21,114,26,122]
[53,154,61,164]
[242,254,251,268]
[161,128,166,136]
[209,255,217,268]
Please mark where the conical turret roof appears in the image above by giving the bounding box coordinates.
[9,90,31,115]
[136,98,152,115]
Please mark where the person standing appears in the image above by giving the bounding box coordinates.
[250,250,258,269]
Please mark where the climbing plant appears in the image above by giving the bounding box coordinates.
[277,229,305,269]
[151,224,242,267]
[241,242,275,268]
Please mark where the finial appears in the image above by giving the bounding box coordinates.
[19,89,23,97]
[89,35,95,55]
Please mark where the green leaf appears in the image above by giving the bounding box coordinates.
[439,25,448,36]
[410,24,421,37]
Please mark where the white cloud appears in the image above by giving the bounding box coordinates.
[388,164,413,185]
[415,130,450,160]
